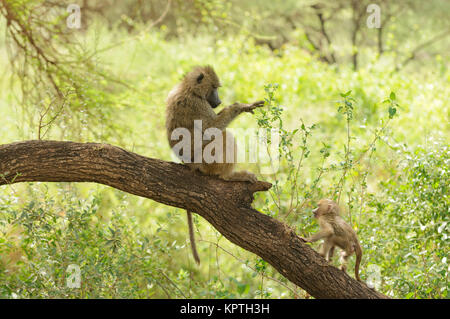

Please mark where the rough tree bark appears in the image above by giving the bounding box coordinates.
[0,140,388,299]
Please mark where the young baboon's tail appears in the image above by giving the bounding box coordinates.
[187,211,200,265]
[354,241,363,281]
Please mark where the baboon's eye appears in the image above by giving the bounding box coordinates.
[196,73,204,84]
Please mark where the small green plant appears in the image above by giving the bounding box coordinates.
[256,86,399,220]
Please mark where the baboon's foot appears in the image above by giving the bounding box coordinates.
[221,171,257,183]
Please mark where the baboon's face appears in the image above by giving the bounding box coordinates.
[312,199,330,218]
[206,87,221,108]
[313,199,339,219]
[312,205,322,218]
[195,72,221,108]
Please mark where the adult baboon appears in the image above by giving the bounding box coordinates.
[165,65,264,264]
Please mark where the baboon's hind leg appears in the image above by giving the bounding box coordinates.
[328,246,335,261]
[339,251,350,272]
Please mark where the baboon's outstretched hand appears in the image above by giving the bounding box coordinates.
[239,100,265,114]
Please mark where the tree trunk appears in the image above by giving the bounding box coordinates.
[0,140,388,299]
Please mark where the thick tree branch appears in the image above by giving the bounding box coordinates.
[0,140,387,299]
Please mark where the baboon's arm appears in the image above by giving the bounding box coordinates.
[205,101,265,130]
[306,226,333,243]
[207,104,241,130]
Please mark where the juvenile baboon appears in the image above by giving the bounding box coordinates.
[301,199,363,281]
[165,65,264,264]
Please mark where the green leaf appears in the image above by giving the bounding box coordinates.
[237,283,249,295]
[340,90,352,98]
[405,292,414,299]
[388,106,397,119]
[390,91,396,100]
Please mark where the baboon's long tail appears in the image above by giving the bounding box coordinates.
[354,241,363,281]
[187,211,200,265]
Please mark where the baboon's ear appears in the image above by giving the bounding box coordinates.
[327,203,332,212]
[196,73,204,84]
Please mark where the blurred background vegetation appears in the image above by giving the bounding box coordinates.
[0,0,448,298]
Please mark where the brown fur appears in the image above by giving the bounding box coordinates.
[165,65,264,264]
[302,199,363,281]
